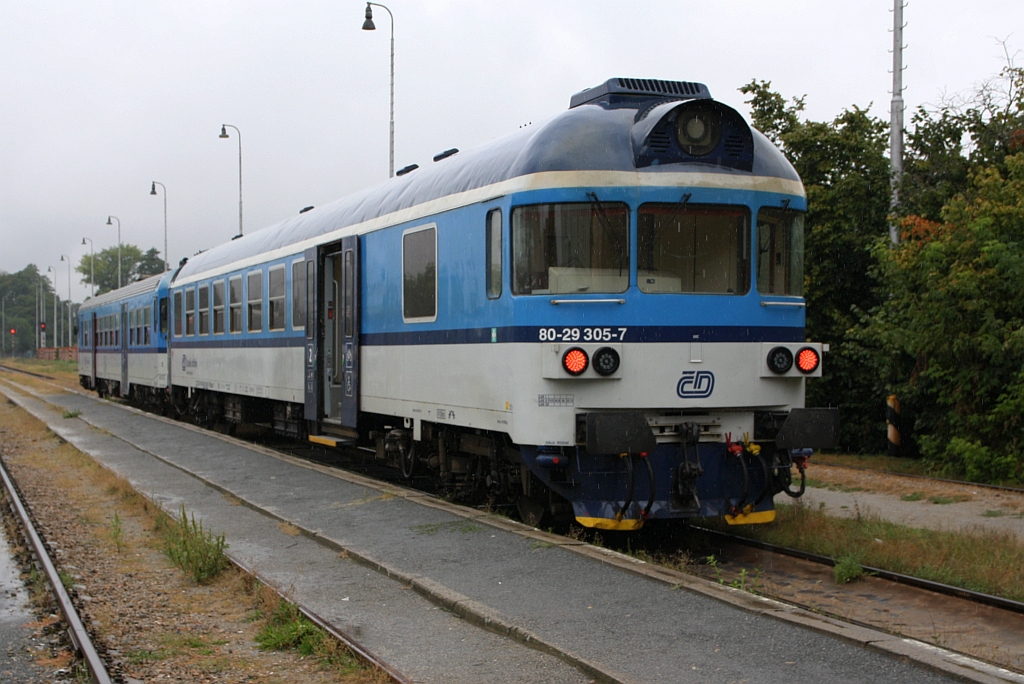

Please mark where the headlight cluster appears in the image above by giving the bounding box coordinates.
[767,346,820,374]
[562,347,620,377]
[674,103,722,157]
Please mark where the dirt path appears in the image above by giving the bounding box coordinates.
[801,463,1024,541]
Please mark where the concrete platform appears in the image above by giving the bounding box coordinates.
[2,380,1020,684]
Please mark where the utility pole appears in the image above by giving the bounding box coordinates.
[889,0,906,245]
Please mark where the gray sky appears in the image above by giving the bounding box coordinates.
[2,1,1021,303]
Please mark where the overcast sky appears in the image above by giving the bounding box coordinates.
[2,1,1021,303]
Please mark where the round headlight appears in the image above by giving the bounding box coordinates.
[562,347,589,376]
[796,347,820,373]
[766,346,793,374]
[592,347,620,376]
[674,103,722,157]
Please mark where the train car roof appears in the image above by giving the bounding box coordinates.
[176,78,802,282]
[79,272,168,312]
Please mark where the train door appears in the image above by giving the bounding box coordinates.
[91,312,97,389]
[120,304,129,397]
[320,236,360,428]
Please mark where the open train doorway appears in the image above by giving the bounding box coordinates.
[319,236,360,430]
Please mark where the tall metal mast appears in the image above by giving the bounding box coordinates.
[889,0,906,245]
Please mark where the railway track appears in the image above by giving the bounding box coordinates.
[691,525,1024,614]
[0,363,56,380]
[0,450,114,684]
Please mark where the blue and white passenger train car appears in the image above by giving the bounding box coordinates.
[80,78,837,530]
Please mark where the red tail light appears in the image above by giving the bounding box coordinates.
[796,347,820,373]
[562,347,589,376]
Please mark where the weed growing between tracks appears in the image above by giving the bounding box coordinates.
[720,501,1024,601]
[161,504,229,584]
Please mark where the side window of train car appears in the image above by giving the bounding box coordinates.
[198,285,210,335]
[402,225,437,322]
[159,297,168,335]
[213,280,225,334]
[144,307,152,345]
[185,288,196,335]
[268,266,285,331]
[174,292,183,337]
[229,277,243,333]
[756,207,804,296]
[292,259,305,331]
[130,310,137,346]
[486,209,502,299]
[247,271,263,332]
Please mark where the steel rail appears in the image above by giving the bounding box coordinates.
[693,526,1024,615]
[0,363,55,380]
[813,460,1024,495]
[230,556,413,684]
[0,454,114,684]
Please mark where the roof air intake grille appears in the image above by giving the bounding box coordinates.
[569,77,711,109]
[616,78,700,97]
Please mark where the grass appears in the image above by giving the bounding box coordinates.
[928,495,970,505]
[717,502,1024,602]
[161,504,229,584]
[62,408,81,419]
[833,554,865,584]
[901,491,925,502]
[249,582,364,675]
[813,452,935,477]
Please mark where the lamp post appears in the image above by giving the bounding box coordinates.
[150,181,169,270]
[107,215,122,289]
[1,293,12,357]
[47,266,57,350]
[219,125,243,237]
[362,2,395,178]
[81,238,95,297]
[60,255,71,348]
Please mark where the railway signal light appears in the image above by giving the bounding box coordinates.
[9,328,15,335]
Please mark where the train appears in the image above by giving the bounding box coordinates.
[78,77,838,531]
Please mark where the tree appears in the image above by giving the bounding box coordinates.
[741,81,893,451]
[0,265,63,355]
[868,155,1024,482]
[77,244,166,296]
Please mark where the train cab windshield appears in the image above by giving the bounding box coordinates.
[512,202,629,295]
[638,204,750,295]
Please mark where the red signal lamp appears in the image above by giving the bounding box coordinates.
[796,347,820,373]
[562,347,589,376]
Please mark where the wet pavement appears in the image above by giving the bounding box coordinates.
[2,379,1020,684]
[0,513,49,682]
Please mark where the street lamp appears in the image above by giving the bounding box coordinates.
[60,255,71,348]
[150,181,169,271]
[81,238,94,297]
[219,124,243,237]
[47,266,57,350]
[1,293,13,357]
[107,215,122,289]
[362,2,395,178]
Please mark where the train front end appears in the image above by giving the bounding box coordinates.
[507,79,838,530]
